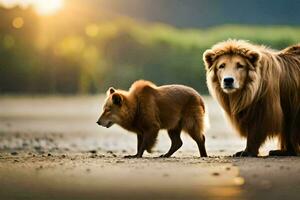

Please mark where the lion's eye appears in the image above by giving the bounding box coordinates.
[237,63,244,69]
[219,63,225,69]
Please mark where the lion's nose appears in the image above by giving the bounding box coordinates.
[223,77,234,87]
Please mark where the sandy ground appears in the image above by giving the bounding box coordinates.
[0,95,299,200]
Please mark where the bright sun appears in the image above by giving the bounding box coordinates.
[0,0,64,16]
[34,0,64,16]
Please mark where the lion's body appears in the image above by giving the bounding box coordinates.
[204,40,300,156]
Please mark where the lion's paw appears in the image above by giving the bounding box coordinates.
[233,150,257,157]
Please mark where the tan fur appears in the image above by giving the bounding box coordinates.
[203,39,300,156]
[97,80,208,158]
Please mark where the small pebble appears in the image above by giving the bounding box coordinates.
[107,151,117,157]
[11,152,18,156]
[212,172,220,176]
[89,150,97,154]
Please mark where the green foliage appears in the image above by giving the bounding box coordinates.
[1,8,300,94]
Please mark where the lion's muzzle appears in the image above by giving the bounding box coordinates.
[223,77,235,88]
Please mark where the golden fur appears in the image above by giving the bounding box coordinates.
[203,39,300,156]
[97,80,208,158]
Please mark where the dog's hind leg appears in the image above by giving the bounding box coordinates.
[160,126,183,158]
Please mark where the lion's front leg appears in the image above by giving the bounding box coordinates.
[233,132,267,157]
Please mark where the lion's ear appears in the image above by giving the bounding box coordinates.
[203,50,216,70]
[246,51,261,66]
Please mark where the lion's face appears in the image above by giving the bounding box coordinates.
[203,42,261,96]
[203,40,263,113]
[214,55,248,94]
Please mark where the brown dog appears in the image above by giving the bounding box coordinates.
[97,80,208,158]
[203,39,300,157]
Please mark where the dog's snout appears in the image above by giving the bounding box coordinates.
[96,121,101,125]
[223,77,234,86]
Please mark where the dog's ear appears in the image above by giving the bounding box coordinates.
[112,93,123,106]
[106,87,115,96]
[246,50,261,66]
[203,50,216,70]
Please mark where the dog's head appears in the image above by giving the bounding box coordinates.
[96,87,125,128]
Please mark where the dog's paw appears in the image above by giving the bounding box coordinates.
[124,154,139,159]
[158,154,170,158]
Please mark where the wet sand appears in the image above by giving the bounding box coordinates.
[0,96,299,200]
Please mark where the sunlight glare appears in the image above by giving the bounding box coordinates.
[0,0,64,16]
[12,17,24,29]
[34,0,63,16]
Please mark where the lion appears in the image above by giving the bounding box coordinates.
[203,39,300,157]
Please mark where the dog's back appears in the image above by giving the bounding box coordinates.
[130,80,206,131]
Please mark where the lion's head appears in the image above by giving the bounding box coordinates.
[203,40,263,113]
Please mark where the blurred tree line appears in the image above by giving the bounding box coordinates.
[1,7,300,94]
